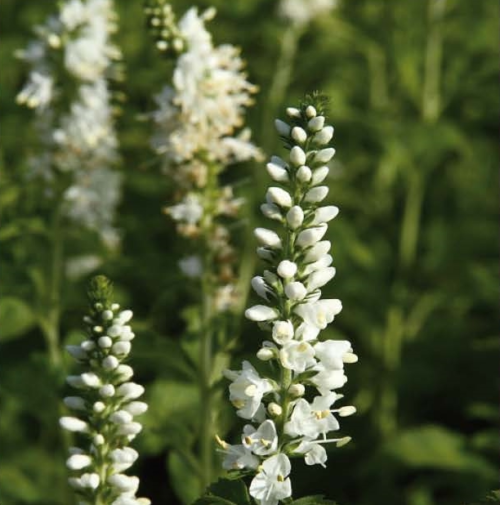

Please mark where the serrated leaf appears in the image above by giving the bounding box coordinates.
[0,296,36,342]
[290,495,338,505]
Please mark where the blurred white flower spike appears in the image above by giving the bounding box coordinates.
[60,276,149,505]
[147,0,262,314]
[221,95,357,504]
[16,0,122,247]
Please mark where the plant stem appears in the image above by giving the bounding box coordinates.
[261,24,303,152]
[198,162,219,492]
[377,0,446,439]
[41,201,64,367]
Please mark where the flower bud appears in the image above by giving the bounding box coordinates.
[286,206,304,229]
[102,310,114,321]
[291,126,307,144]
[290,146,306,166]
[284,282,307,301]
[60,417,88,433]
[261,203,282,221]
[267,187,292,208]
[93,401,106,413]
[257,347,274,361]
[245,305,279,322]
[296,165,312,182]
[116,383,145,401]
[257,247,275,261]
[254,228,282,249]
[308,115,325,131]
[304,240,331,262]
[268,402,283,417]
[112,341,131,356]
[315,148,336,163]
[277,260,297,278]
[313,125,334,144]
[296,225,328,248]
[266,162,289,182]
[123,402,148,416]
[99,384,115,398]
[102,356,119,370]
[288,383,305,397]
[304,186,329,203]
[66,345,87,361]
[286,107,301,118]
[305,105,317,118]
[312,206,339,225]
[67,454,92,470]
[311,166,329,185]
[98,336,113,348]
[275,119,291,137]
[307,267,336,291]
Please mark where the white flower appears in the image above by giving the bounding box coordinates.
[310,365,348,394]
[279,341,316,373]
[242,420,278,456]
[279,0,336,26]
[272,320,294,345]
[314,340,353,370]
[277,260,297,279]
[249,454,292,505]
[293,440,327,467]
[294,299,342,340]
[179,255,203,278]
[285,393,339,439]
[219,442,260,471]
[226,361,273,419]
[168,193,203,224]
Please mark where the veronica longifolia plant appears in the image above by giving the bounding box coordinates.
[17,0,123,246]
[60,276,149,505]
[220,96,357,504]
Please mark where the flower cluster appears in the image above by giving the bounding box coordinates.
[220,98,357,504]
[148,2,261,312]
[16,0,122,246]
[279,0,337,26]
[60,276,149,505]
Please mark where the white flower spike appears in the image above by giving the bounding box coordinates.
[223,96,357,503]
[60,276,149,505]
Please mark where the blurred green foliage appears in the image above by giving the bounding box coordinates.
[0,0,498,504]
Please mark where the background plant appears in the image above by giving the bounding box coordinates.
[0,0,498,504]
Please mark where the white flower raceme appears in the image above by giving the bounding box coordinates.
[279,0,337,26]
[60,277,149,505]
[222,98,357,504]
[16,0,122,246]
[148,2,262,313]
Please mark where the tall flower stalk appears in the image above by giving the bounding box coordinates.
[262,0,337,150]
[16,0,123,366]
[219,96,357,504]
[60,276,149,505]
[145,1,261,491]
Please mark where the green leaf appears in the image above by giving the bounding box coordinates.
[169,451,201,505]
[385,425,497,476]
[0,296,36,342]
[290,496,338,505]
[192,478,252,505]
[139,380,199,455]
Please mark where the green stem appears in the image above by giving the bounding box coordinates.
[198,162,219,492]
[377,0,446,439]
[41,201,64,367]
[261,25,303,151]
